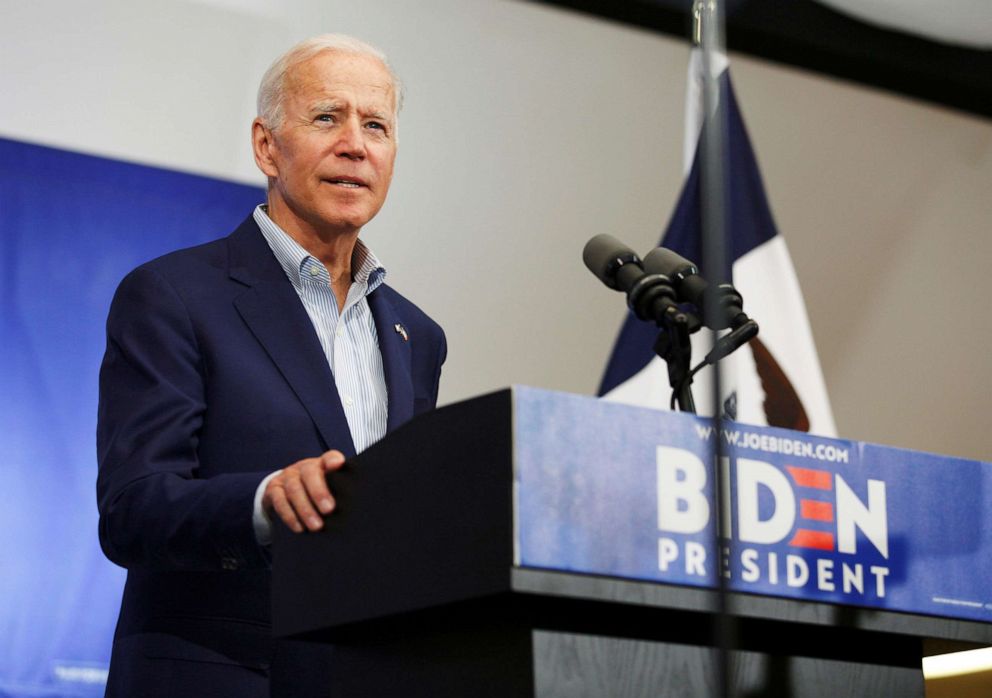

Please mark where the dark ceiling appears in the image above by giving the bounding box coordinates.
[530,0,992,120]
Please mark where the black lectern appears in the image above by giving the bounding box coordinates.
[272,389,992,697]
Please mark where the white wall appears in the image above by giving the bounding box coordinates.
[3,0,990,461]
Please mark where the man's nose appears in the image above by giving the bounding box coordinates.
[334,118,366,160]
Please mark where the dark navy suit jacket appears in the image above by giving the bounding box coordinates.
[96,216,446,697]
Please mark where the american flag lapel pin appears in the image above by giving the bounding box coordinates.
[394,323,409,342]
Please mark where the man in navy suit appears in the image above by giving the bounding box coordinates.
[97,34,445,697]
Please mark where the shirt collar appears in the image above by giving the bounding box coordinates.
[253,205,386,292]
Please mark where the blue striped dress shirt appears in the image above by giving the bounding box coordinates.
[253,205,388,453]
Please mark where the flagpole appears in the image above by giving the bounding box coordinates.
[695,1,735,697]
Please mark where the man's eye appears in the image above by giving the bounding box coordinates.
[366,121,385,131]
[315,114,334,123]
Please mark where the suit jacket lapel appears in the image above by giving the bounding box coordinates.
[368,287,414,431]
[226,218,356,456]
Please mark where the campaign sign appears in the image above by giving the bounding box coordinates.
[512,387,992,622]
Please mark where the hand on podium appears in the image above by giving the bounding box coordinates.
[263,449,346,533]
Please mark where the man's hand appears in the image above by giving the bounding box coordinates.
[262,450,346,533]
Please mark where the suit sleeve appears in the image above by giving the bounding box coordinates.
[411,310,447,415]
[428,328,447,408]
[96,266,269,572]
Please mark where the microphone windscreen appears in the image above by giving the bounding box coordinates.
[642,247,696,277]
[583,234,639,288]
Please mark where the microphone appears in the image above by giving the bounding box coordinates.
[583,234,691,328]
[642,247,748,331]
[642,247,759,365]
[582,233,643,291]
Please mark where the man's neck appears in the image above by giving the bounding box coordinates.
[265,201,359,284]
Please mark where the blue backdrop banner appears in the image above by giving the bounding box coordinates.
[513,386,992,623]
[0,137,263,697]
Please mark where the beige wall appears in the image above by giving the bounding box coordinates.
[3,0,989,460]
[730,56,992,459]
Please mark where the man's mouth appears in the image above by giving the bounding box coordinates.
[327,177,366,189]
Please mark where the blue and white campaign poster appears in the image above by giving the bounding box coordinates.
[0,137,263,697]
[513,387,992,622]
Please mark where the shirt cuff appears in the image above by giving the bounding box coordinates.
[252,470,282,546]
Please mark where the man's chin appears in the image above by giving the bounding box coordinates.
[313,208,378,236]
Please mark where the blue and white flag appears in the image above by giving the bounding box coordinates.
[599,51,836,437]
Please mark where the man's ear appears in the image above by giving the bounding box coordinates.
[251,118,279,179]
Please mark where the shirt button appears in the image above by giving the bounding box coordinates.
[308,266,321,277]
[336,327,344,338]
[344,396,354,407]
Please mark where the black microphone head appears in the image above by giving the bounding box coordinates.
[643,246,709,308]
[582,234,641,290]
[642,247,697,279]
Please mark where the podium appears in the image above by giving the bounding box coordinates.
[272,388,992,696]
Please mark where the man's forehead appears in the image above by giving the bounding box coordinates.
[287,51,394,98]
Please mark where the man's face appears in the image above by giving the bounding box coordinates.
[254,50,397,238]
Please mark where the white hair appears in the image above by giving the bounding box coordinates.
[256,34,403,130]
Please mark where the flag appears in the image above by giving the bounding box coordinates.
[599,51,837,437]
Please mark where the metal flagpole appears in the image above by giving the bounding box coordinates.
[694,1,735,696]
